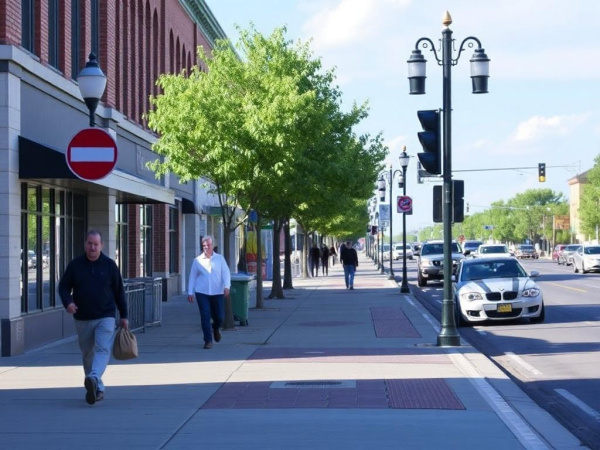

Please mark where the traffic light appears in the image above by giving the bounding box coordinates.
[538,163,546,182]
[432,180,465,223]
[417,110,442,175]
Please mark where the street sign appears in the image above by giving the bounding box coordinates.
[397,196,413,214]
[379,204,390,222]
[483,225,494,230]
[66,128,118,181]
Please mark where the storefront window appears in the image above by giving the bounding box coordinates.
[115,204,128,277]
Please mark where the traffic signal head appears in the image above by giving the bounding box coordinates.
[538,163,546,182]
[417,110,442,175]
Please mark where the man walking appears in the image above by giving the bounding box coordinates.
[188,235,231,349]
[309,243,321,277]
[59,230,128,405]
[340,241,359,289]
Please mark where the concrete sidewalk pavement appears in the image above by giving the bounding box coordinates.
[0,253,584,449]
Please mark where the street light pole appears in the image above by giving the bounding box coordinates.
[408,11,490,347]
[77,53,107,127]
[399,149,411,293]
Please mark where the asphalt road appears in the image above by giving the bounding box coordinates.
[405,256,600,450]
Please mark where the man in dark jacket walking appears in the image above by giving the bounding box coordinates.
[340,241,359,289]
[309,243,321,277]
[59,230,128,405]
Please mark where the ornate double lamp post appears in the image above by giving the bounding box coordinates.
[398,149,411,293]
[407,11,490,346]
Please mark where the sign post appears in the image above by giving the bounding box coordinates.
[66,128,118,181]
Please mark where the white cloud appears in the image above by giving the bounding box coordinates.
[512,114,589,142]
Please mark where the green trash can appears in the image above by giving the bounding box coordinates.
[230,273,255,326]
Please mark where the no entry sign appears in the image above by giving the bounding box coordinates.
[397,196,413,214]
[66,128,118,181]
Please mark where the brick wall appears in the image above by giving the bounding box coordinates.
[0,0,22,46]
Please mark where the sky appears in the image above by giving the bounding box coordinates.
[205,0,600,237]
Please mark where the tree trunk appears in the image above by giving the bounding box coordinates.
[255,215,264,309]
[268,219,285,298]
[283,218,294,290]
[221,225,236,330]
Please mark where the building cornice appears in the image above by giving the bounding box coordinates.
[178,0,228,47]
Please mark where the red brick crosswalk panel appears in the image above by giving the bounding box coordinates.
[386,379,465,409]
[371,307,421,338]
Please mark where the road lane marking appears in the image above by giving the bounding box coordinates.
[506,352,543,376]
[546,282,587,293]
[555,389,600,421]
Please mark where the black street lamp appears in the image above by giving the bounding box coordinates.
[407,11,490,347]
[378,155,407,280]
[398,149,411,293]
[77,53,107,127]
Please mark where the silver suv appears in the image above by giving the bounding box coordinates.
[417,240,464,287]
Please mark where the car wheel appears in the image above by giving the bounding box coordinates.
[530,303,545,324]
[582,262,588,274]
[573,262,579,273]
[417,273,426,287]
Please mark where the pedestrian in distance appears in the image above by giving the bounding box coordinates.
[321,245,330,276]
[340,240,359,289]
[58,230,128,405]
[310,243,321,277]
[329,245,337,266]
[187,235,231,349]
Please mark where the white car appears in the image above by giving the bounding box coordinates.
[572,245,600,274]
[417,240,464,286]
[453,257,545,326]
[472,244,511,258]
[393,243,414,260]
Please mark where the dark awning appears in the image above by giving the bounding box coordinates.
[18,136,175,205]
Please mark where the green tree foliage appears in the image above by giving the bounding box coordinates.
[579,155,600,239]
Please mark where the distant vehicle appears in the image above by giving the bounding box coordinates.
[558,244,580,266]
[462,240,483,255]
[552,244,566,262]
[412,243,422,256]
[393,243,414,260]
[515,244,539,259]
[473,244,511,259]
[27,250,36,269]
[417,240,464,287]
[453,257,545,326]
[382,244,392,261]
[572,245,600,274]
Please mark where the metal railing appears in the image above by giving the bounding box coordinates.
[121,277,164,332]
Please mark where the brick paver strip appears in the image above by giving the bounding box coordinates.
[371,307,422,338]
[386,379,465,410]
[247,348,449,364]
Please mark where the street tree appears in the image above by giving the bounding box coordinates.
[579,155,600,240]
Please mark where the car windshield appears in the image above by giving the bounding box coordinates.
[584,247,600,255]
[520,245,534,250]
[480,246,508,254]
[565,245,580,251]
[421,243,461,255]
[464,242,482,250]
[461,260,527,281]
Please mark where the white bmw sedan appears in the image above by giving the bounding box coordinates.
[453,257,545,326]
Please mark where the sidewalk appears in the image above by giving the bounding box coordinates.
[0,253,584,449]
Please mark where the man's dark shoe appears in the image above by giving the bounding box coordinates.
[213,327,221,342]
[84,376,97,405]
[350,286,354,290]
[96,391,104,402]
[204,341,213,349]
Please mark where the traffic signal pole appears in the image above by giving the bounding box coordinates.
[438,25,461,347]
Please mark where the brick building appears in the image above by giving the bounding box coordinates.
[0,0,236,356]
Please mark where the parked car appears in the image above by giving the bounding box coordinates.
[417,240,464,287]
[27,250,36,269]
[382,244,392,261]
[558,244,580,266]
[453,257,545,326]
[393,243,414,260]
[552,244,566,262]
[473,244,511,258]
[572,245,600,274]
[515,244,539,259]
[462,240,483,255]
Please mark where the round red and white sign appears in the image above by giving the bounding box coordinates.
[397,196,413,213]
[66,128,118,181]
